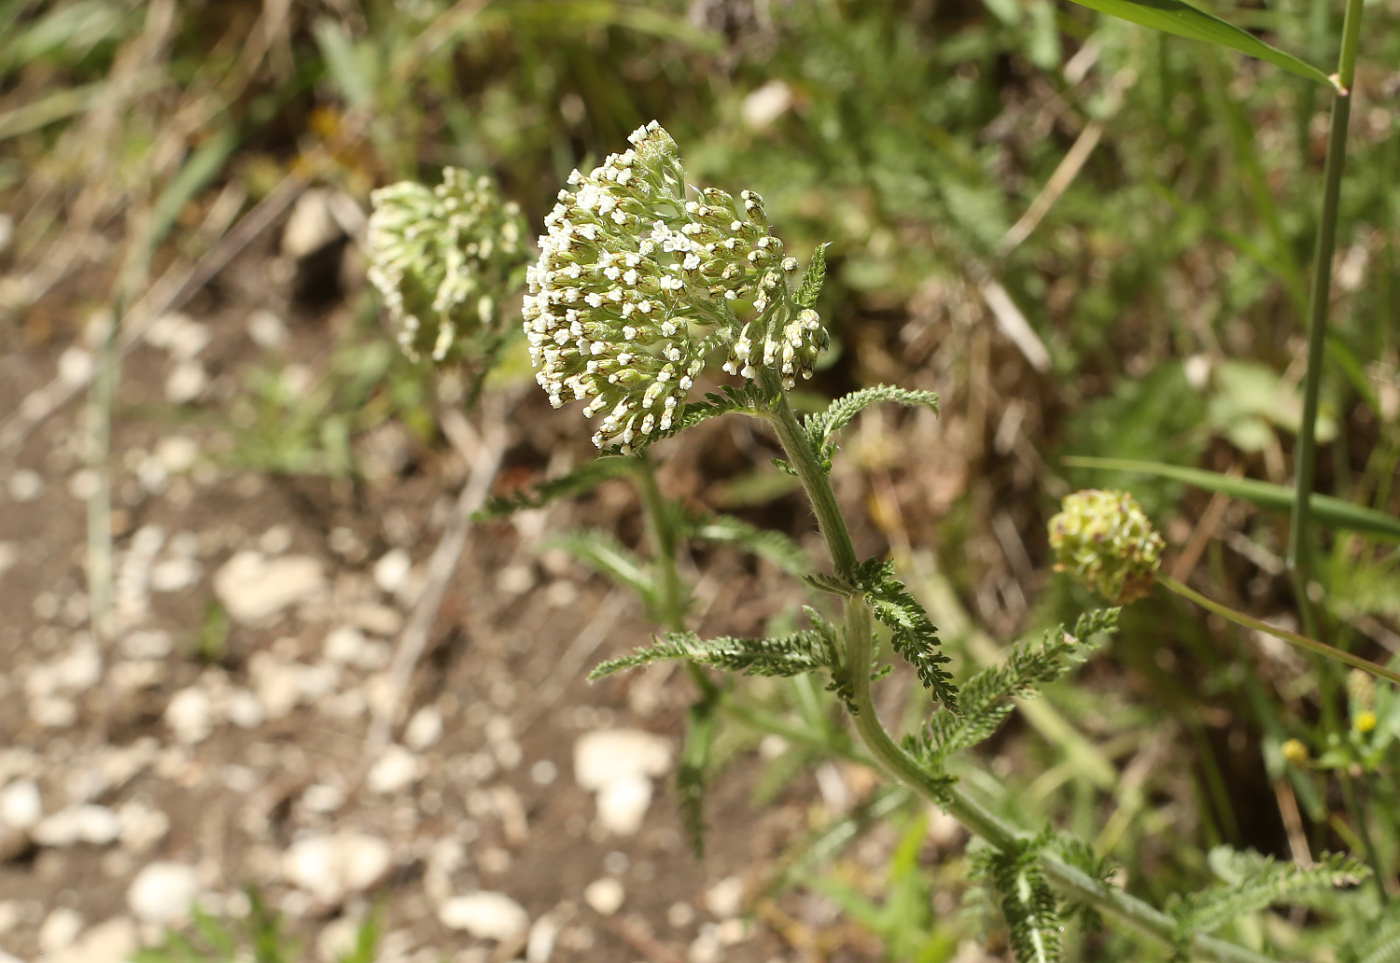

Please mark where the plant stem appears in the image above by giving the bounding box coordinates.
[633,455,716,700]
[764,391,1278,963]
[1288,0,1365,630]
[1157,573,1400,687]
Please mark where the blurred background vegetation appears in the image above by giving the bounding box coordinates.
[3,0,1399,959]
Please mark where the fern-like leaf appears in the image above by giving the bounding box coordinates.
[1174,847,1369,937]
[972,832,1065,963]
[793,242,830,309]
[854,558,958,711]
[923,609,1118,758]
[655,382,772,441]
[475,455,637,519]
[687,512,808,576]
[804,386,940,471]
[548,530,655,607]
[590,629,832,680]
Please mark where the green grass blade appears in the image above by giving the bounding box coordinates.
[1065,0,1333,86]
[1064,456,1400,541]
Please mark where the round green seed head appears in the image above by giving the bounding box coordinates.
[1048,489,1164,604]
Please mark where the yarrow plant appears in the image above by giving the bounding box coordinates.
[523,120,828,452]
[370,120,1386,962]
[368,168,527,362]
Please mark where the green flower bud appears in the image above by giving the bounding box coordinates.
[368,169,527,362]
[1048,489,1164,604]
[523,120,829,453]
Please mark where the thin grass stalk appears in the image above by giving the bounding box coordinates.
[1288,0,1365,630]
[762,391,1276,963]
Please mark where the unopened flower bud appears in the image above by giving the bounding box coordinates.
[1048,490,1164,604]
[1353,710,1378,734]
[1281,738,1309,766]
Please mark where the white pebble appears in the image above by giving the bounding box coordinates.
[0,780,42,831]
[248,309,288,349]
[283,833,392,904]
[150,556,201,593]
[573,729,672,790]
[127,861,200,924]
[34,804,121,847]
[213,551,325,624]
[405,706,443,750]
[165,687,215,745]
[165,360,208,404]
[584,877,625,916]
[6,469,42,503]
[437,892,529,942]
[595,775,653,836]
[38,907,82,954]
[367,745,424,795]
[705,876,745,918]
[154,436,200,474]
[373,549,412,594]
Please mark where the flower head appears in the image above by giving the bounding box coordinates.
[523,120,829,452]
[368,169,527,362]
[1048,489,1164,604]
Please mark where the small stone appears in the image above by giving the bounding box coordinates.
[6,469,42,503]
[145,313,211,360]
[117,800,169,855]
[595,775,652,836]
[56,347,94,387]
[404,707,443,750]
[283,832,392,904]
[583,878,624,916]
[150,556,201,593]
[165,360,209,405]
[128,861,200,924]
[667,902,695,928]
[226,688,265,729]
[214,552,326,624]
[530,760,557,786]
[301,784,345,814]
[573,729,672,790]
[38,907,82,954]
[248,309,288,349]
[317,915,362,963]
[165,687,215,745]
[323,625,368,666]
[282,188,344,259]
[0,543,17,579]
[68,469,100,500]
[0,780,42,830]
[121,630,173,659]
[367,745,424,795]
[154,436,200,474]
[44,917,138,963]
[33,805,121,847]
[437,892,529,942]
[373,549,412,594]
[705,876,745,919]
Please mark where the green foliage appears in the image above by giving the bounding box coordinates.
[971,831,1065,963]
[853,558,958,711]
[919,609,1119,763]
[685,511,808,576]
[132,888,380,963]
[1171,848,1369,940]
[793,242,830,310]
[662,382,775,442]
[678,697,718,859]
[474,455,637,519]
[806,386,940,472]
[1063,0,1331,85]
[548,530,655,608]
[590,626,834,680]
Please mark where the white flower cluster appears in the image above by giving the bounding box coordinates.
[368,169,526,362]
[523,121,829,452]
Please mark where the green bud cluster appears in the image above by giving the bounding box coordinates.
[368,169,527,362]
[1048,489,1164,604]
[523,120,829,453]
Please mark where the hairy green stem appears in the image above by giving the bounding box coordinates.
[1157,573,1400,687]
[1288,0,1364,629]
[764,392,1277,963]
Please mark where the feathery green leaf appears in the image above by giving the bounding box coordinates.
[1173,848,1369,937]
[687,512,808,576]
[590,629,833,679]
[475,455,636,519]
[678,698,717,859]
[923,609,1118,759]
[806,385,940,470]
[972,832,1065,963]
[793,242,830,309]
[548,530,655,605]
[854,558,958,711]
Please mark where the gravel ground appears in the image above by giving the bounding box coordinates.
[0,195,992,963]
